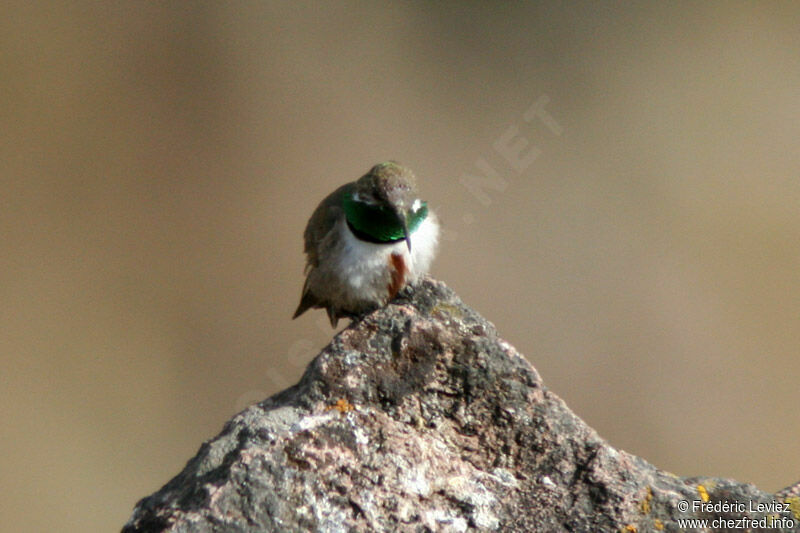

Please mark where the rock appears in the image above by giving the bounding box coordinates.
[123,278,800,532]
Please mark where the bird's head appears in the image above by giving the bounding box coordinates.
[344,161,429,251]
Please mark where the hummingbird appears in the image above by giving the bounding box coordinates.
[293,161,439,327]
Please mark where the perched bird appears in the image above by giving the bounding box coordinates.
[293,161,439,327]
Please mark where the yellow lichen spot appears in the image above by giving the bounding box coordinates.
[431,302,462,319]
[640,486,653,514]
[697,484,710,503]
[786,496,800,521]
[326,398,354,414]
[622,525,637,533]
[653,518,664,530]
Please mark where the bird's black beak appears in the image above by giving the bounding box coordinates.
[403,218,412,252]
[394,206,412,252]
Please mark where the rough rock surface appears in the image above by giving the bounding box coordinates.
[124,279,800,532]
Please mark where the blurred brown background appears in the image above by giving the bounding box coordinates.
[2,3,799,531]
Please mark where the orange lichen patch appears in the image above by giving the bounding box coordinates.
[387,253,407,299]
[697,484,710,502]
[640,486,653,514]
[653,518,664,530]
[623,524,637,533]
[326,398,355,414]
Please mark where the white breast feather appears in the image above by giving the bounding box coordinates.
[331,214,439,306]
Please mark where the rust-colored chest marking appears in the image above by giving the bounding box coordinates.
[387,253,407,300]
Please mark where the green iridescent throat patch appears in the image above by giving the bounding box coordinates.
[342,194,428,243]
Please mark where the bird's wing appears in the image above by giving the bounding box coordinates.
[302,182,352,269]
